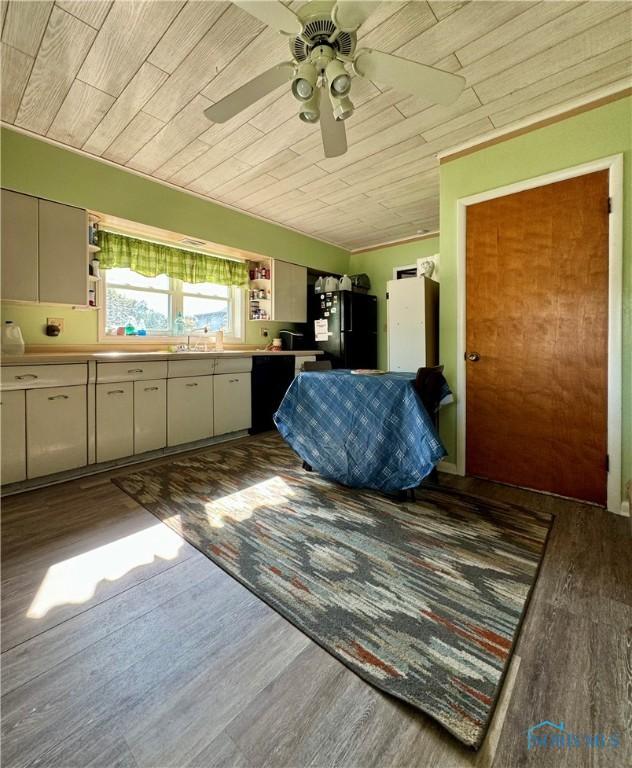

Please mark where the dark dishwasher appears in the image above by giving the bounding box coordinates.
[250,355,296,434]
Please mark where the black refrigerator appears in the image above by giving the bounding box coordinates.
[309,290,377,369]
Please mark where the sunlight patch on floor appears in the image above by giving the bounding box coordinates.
[27,522,183,619]
[204,475,294,528]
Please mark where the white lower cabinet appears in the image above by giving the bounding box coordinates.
[96,382,134,462]
[1,389,26,484]
[167,376,213,446]
[213,373,251,435]
[26,386,87,478]
[134,379,166,454]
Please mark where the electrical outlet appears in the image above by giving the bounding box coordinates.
[47,317,64,333]
[260,327,269,338]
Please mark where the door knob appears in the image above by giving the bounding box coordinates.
[466,351,480,362]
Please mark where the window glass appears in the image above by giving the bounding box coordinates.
[106,267,169,290]
[106,287,169,333]
[181,281,229,298]
[183,296,229,332]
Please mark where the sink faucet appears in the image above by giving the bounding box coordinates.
[186,326,210,351]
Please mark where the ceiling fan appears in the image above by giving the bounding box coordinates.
[204,1,466,158]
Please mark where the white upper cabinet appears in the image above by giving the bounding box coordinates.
[273,260,307,322]
[1,189,39,302]
[39,200,88,306]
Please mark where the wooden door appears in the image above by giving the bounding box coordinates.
[96,383,134,462]
[38,199,87,305]
[166,376,213,446]
[1,189,39,302]
[213,373,251,435]
[465,170,609,505]
[134,379,167,454]
[26,386,87,478]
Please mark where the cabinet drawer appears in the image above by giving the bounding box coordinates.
[134,379,166,454]
[1,364,87,391]
[26,386,87,478]
[167,359,215,378]
[96,382,134,462]
[214,356,252,375]
[1,389,26,484]
[213,373,251,435]
[97,361,168,383]
[167,376,213,446]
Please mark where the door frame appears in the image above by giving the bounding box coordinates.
[455,154,623,513]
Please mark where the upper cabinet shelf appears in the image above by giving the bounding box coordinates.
[247,257,307,323]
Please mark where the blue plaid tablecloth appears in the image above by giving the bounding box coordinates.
[274,370,447,492]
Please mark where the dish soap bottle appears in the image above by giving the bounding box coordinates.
[174,311,186,336]
[125,317,136,336]
[215,329,224,352]
[1,321,25,355]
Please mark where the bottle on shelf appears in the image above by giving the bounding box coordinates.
[136,320,147,336]
[125,317,136,336]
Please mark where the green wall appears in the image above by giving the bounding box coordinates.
[349,237,440,369]
[439,96,631,500]
[0,127,348,346]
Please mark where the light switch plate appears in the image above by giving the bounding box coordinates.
[47,317,64,332]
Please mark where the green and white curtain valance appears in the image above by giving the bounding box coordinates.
[98,230,249,287]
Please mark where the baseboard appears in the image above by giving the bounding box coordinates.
[619,499,630,517]
[437,460,458,475]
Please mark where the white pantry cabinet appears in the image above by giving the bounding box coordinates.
[134,379,166,454]
[96,382,134,462]
[167,376,213,447]
[213,373,251,435]
[1,389,26,484]
[26,386,87,478]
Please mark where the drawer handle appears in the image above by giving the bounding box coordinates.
[229,378,239,383]
[107,389,125,395]
[144,386,159,392]
[185,382,198,387]
[16,374,38,380]
[127,368,144,373]
[48,394,69,401]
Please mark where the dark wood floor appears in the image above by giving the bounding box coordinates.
[2,434,631,768]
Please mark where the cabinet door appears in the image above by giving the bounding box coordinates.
[26,386,87,478]
[1,389,26,484]
[213,373,251,435]
[38,200,87,305]
[273,260,307,322]
[134,379,166,454]
[1,189,38,302]
[96,382,134,462]
[167,376,213,446]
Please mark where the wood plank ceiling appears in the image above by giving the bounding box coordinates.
[2,0,631,250]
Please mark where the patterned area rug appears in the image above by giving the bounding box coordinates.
[114,433,552,749]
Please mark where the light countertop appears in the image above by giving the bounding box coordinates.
[1,349,323,365]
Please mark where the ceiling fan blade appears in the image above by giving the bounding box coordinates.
[320,88,347,158]
[232,1,301,35]
[204,62,294,123]
[354,49,466,106]
[331,1,375,32]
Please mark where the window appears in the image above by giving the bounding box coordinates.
[102,268,243,341]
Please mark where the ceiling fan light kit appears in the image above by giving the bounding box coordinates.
[207,1,467,157]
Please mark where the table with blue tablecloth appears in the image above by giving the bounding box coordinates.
[273,370,448,492]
